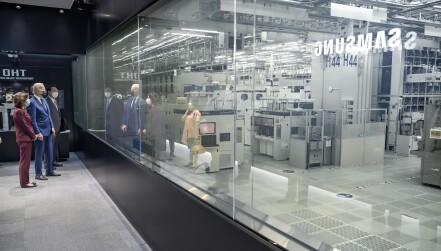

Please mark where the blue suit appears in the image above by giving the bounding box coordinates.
[122,96,145,136]
[27,96,54,176]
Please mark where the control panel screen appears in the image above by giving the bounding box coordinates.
[200,122,216,135]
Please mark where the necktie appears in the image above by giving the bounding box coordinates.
[53,99,58,111]
[40,99,48,111]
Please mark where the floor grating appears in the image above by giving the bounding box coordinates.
[307,216,346,230]
[331,225,371,240]
[289,209,323,220]
[334,242,371,251]
[355,235,400,251]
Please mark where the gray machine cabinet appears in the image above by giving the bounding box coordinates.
[421,99,441,187]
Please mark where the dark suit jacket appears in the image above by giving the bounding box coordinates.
[122,96,145,136]
[105,96,124,136]
[46,97,61,133]
[27,96,54,137]
[13,108,36,143]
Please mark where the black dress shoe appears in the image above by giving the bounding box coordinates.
[35,175,48,180]
[21,183,36,188]
[53,162,63,167]
[46,172,61,177]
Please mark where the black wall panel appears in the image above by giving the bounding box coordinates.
[86,0,157,48]
[0,0,156,54]
[76,127,282,251]
[0,3,87,54]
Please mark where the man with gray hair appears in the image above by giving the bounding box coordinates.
[121,83,146,153]
[27,82,61,180]
[121,83,145,136]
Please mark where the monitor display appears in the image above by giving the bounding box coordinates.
[262,118,274,127]
[201,135,217,147]
[199,122,216,135]
[220,133,230,142]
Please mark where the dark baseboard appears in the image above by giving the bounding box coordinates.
[76,127,287,251]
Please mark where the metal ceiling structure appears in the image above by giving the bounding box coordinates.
[110,0,441,74]
[317,0,441,27]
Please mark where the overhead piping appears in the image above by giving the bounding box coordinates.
[388,0,441,16]
[335,0,441,9]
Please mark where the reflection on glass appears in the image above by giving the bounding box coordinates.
[182,106,201,167]
[104,86,124,143]
[71,0,441,249]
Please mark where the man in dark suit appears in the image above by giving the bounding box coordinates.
[121,83,145,154]
[104,87,124,142]
[121,83,145,136]
[46,85,63,168]
[27,83,61,180]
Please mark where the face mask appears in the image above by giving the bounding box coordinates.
[146,98,152,105]
[52,92,59,99]
[104,92,112,98]
[25,99,30,107]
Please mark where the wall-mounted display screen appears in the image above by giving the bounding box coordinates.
[199,122,216,135]
[201,135,217,147]
[262,118,274,127]
[220,133,230,142]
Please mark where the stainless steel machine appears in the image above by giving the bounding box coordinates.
[251,111,291,161]
[421,98,441,187]
[289,109,328,169]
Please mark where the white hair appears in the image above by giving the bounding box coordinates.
[32,82,44,93]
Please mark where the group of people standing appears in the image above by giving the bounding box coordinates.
[13,82,63,188]
[104,83,175,159]
[104,83,205,167]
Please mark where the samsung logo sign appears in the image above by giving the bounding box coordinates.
[314,28,417,56]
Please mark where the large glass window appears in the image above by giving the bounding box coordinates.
[74,1,441,250]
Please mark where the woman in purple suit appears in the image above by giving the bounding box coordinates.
[13,92,38,188]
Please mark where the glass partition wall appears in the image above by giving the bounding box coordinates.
[74,0,437,250]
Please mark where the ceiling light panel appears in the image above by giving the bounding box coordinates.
[1,0,75,9]
[331,3,388,23]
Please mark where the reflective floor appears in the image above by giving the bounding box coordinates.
[149,143,441,251]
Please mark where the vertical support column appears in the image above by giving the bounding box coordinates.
[387,49,404,152]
